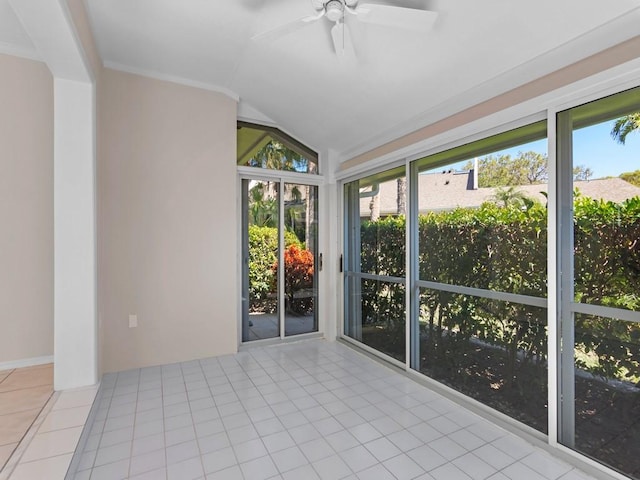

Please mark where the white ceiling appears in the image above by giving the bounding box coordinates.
[0,0,37,59]
[2,0,640,159]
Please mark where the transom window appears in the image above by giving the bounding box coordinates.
[237,122,318,174]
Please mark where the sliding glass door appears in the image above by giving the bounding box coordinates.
[343,166,407,363]
[341,85,640,479]
[242,178,319,342]
[343,122,550,432]
[556,86,640,477]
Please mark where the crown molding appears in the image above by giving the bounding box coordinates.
[0,41,41,62]
[103,61,240,102]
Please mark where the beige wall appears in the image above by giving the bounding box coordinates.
[99,68,238,372]
[0,54,54,364]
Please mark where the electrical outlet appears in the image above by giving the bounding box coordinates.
[129,314,138,328]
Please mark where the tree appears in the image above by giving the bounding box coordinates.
[465,151,594,187]
[611,113,640,145]
[573,165,594,181]
[248,140,318,247]
[370,194,380,221]
[491,186,533,208]
[249,183,277,227]
[464,151,548,187]
[249,140,310,172]
[249,140,315,211]
[620,170,640,187]
[519,151,548,184]
[396,178,407,215]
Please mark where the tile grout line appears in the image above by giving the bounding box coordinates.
[203,354,242,478]
[81,382,115,477]
[0,390,58,480]
[180,359,208,479]
[123,369,141,480]
[0,382,57,395]
[0,371,15,387]
[68,341,601,480]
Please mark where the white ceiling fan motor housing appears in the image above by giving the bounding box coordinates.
[325,0,345,22]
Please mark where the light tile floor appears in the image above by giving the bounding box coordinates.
[66,339,605,480]
[3,385,97,480]
[0,364,54,471]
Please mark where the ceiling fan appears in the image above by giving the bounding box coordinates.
[252,0,438,58]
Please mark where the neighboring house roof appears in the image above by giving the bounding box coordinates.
[360,171,640,216]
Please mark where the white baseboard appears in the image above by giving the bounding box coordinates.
[0,355,54,371]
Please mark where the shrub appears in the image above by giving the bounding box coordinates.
[573,195,640,380]
[273,244,315,314]
[357,196,640,383]
[247,225,302,311]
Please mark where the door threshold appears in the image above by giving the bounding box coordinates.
[239,332,324,350]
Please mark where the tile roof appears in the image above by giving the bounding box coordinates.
[359,171,640,216]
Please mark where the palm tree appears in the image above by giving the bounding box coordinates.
[396,178,406,215]
[370,194,380,221]
[491,186,531,208]
[249,184,278,227]
[611,113,640,144]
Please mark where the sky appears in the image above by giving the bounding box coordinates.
[424,119,640,179]
[572,121,640,178]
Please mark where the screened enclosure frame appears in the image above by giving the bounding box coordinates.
[339,81,640,480]
[554,86,640,463]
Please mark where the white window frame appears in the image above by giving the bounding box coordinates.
[336,58,640,480]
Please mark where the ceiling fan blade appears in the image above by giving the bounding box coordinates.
[252,12,324,42]
[355,4,437,32]
[331,22,356,60]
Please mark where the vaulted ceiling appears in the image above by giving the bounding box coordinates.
[2,0,640,159]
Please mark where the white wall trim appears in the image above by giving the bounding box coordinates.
[547,107,559,447]
[104,61,240,102]
[320,174,337,342]
[337,155,409,184]
[0,41,41,62]
[237,166,324,186]
[8,0,92,82]
[237,104,275,126]
[0,355,54,371]
[53,78,97,390]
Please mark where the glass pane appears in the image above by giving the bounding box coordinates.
[558,88,640,478]
[358,168,406,277]
[415,288,548,433]
[572,118,640,312]
[246,180,279,340]
[417,139,547,297]
[344,167,407,362]
[283,184,318,336]
[572,314,640,476]
[345,278,405,363]
[237,122,318,174]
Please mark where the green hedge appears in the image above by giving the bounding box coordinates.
[573,196,640,380]
[358,196,640,383]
